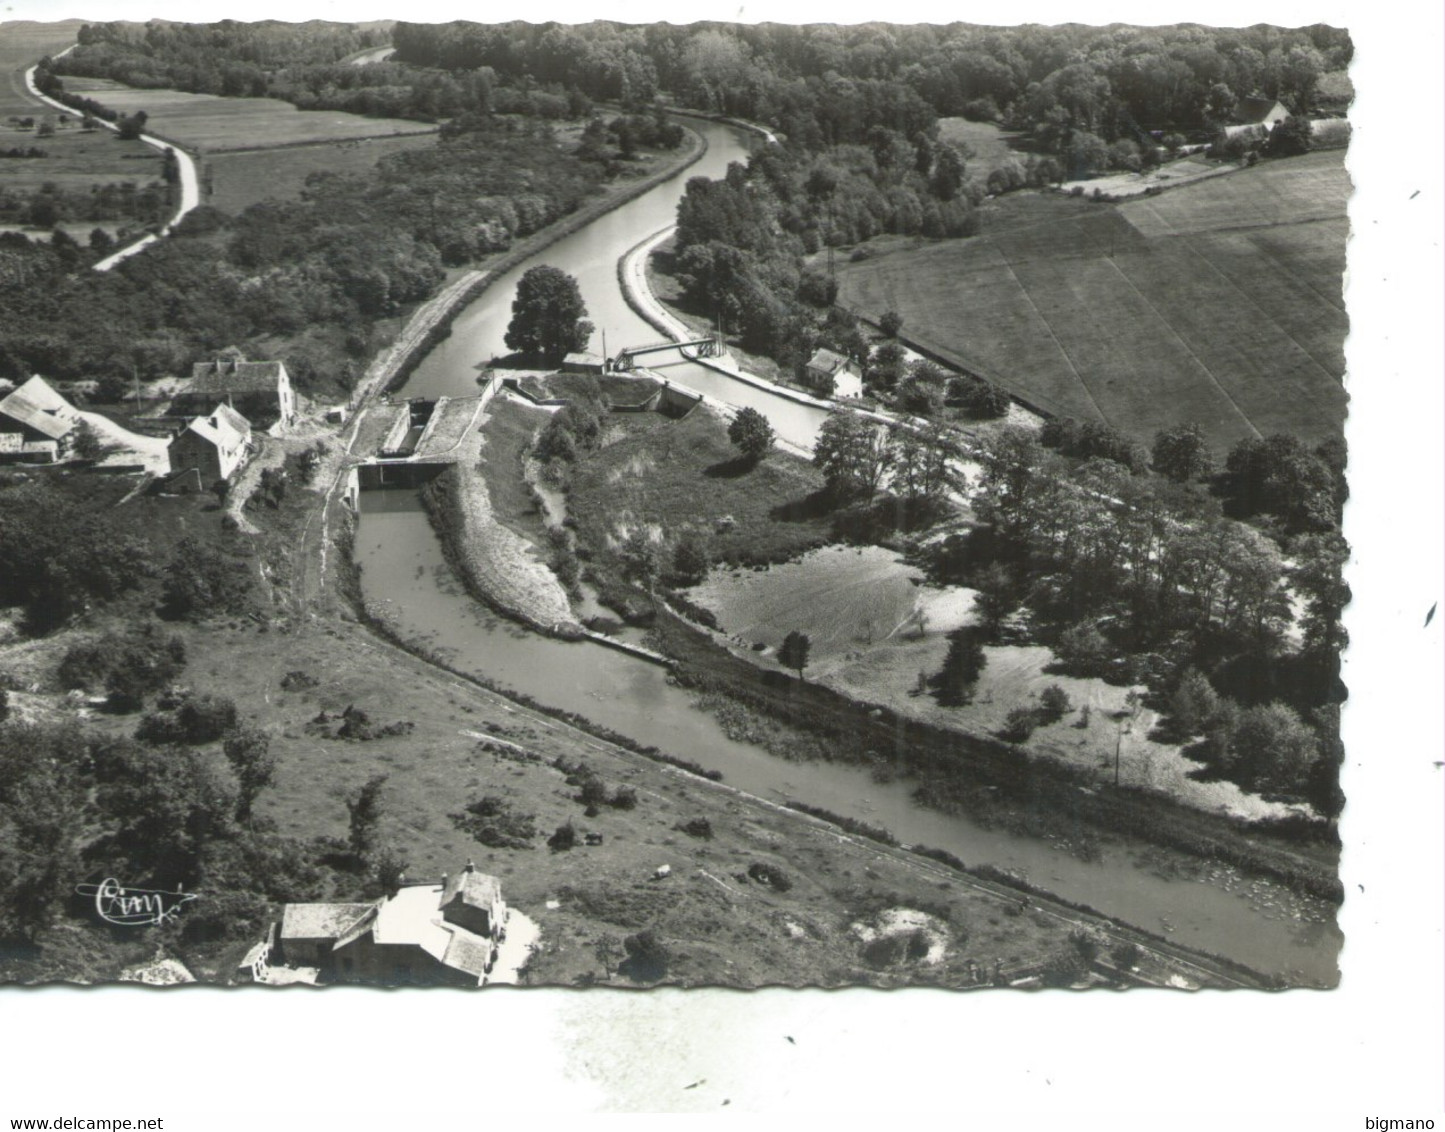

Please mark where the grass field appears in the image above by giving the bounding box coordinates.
[1,22,165,193]
[568,404,833,570]
[835,148,1349,452]
[59,76,433,150]
[203,132,438,214]
[937,117,1029,178]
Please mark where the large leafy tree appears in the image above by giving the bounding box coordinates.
[504,265,594,361]
[727,406,775,465]
[813,409,893,500]
[1152,423,1213,483]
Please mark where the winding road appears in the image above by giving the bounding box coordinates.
[23,50,200,271]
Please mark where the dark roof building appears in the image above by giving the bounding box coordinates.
[175,349,296,429]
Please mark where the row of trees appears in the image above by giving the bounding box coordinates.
[390,20,1347,142]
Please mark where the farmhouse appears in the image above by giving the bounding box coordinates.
[1224,96,1292,139]
[0,376,79,462]
[267,863,509,987]
[804,347,864,399]
[167,403,252,484]
[175,348,296,430]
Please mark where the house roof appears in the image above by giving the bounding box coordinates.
[0,376,78,440]
[441,865,501,912]
[279,903,374,941]
[172,405,249,453]
[189,356,287,397]
[327,876,503,985]
[209,402,251,437]
[1236,96,1289,124]
[806,348,854,376]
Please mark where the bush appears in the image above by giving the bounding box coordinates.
[58,626,186,711]
[747,861,792,892]
[1038,684,1073,724]
[676,817,713,840]
[1000,706,1040,743]
[449,795,538,850]
[135,693,238,745]
[548,821,578,851]
[621,928,670,981]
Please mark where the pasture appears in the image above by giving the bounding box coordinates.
[59,77,433,150]
[936,117,1026,179]
[203,132,438,214]
[1,22,165,190]
[835,148,1349,452]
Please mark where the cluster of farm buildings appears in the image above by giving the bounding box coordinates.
[0,347,296,488]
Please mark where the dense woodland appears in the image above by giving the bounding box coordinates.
[0,116,612,394]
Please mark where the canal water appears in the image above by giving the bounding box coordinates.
[355,119,1340,983]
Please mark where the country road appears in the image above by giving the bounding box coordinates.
[23,51,200,271]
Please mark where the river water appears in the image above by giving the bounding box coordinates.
[355,118,1340,983]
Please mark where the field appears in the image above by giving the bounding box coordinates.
[936,117,1028,179]
[59,77,434,150]
[835,148,1350,452]
[203,132,438,214]
[567,404,833,569]
[1,22,165,193]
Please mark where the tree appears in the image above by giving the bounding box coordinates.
[620,530,666,607]
[813,410,893,500]
[621,927,670,981]
[1265,116,1313,158]
[879,310,904,338]
[1038,684,1073,723]
[727,406,775,466]
[930,627,987,706]
[223,727,276,822]
[671,534,711,586]
[594,932,623,978]
[346,773,389,859]
[1152,424,1213,483]
[0,724,86,942]
[1170,668,1221,737]
[779,630,811,680]
[1228,702,1320,795]
[504,265,594,361]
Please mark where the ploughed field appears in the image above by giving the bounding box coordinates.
[835,148,1349,452]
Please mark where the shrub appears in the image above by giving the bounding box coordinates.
[676,818,713,840]
[1000,706,1040,743]
[449,795,538,850]
[135,693,238,745]
[621,928,670,981]
[1038,684,1073,724]
[747,861,792,892]
[548,821,578,851]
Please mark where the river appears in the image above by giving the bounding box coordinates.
[356,117,1340,984]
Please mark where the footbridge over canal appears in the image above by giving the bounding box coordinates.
[613,336,723,371]
[343,393,489,509]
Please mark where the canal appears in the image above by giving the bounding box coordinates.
[354,117,1340,983]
